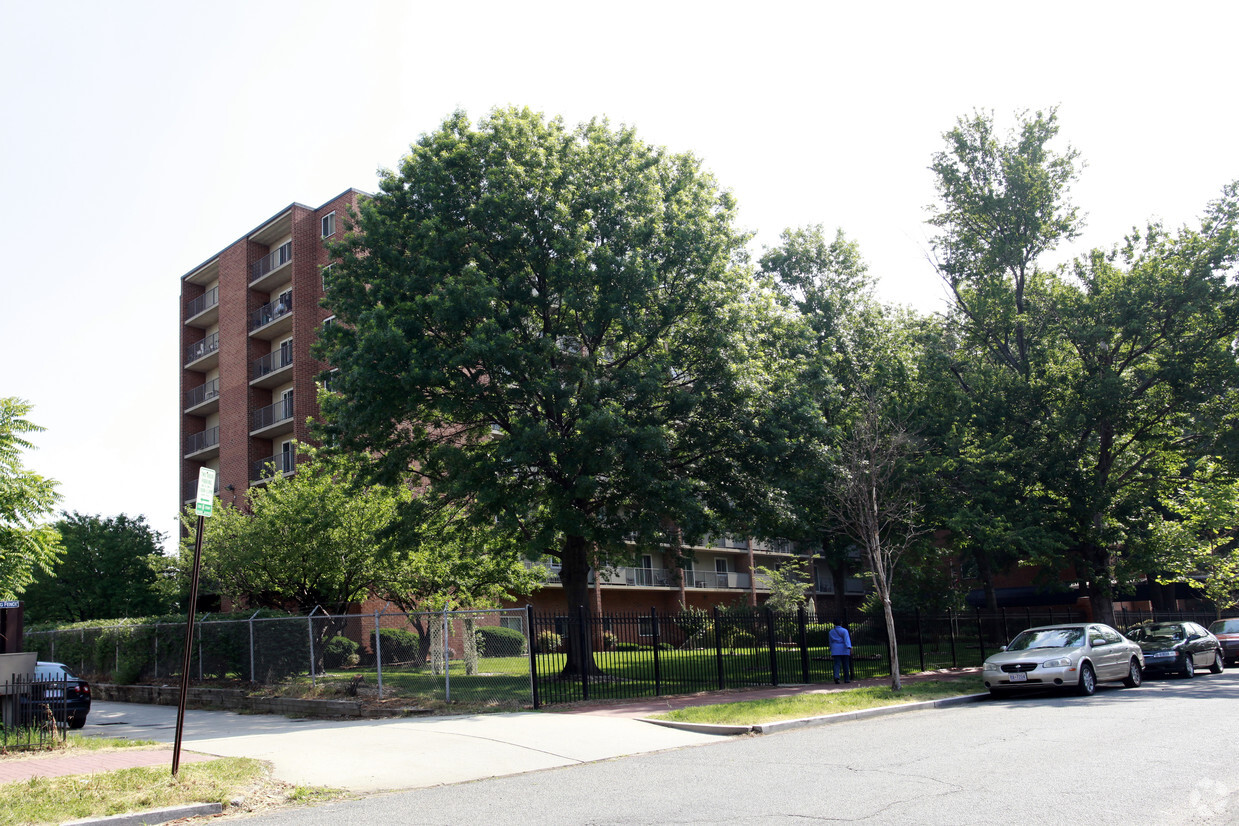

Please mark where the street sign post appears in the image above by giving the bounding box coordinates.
[174,467,216,775]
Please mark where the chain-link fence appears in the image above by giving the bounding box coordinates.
[24,607,533,710]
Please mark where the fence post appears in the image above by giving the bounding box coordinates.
[248,611,258,683]
[307,607,318,688]
[443,608,451,703]
[713,606,725,690]
[374,606,384,699]
[916,608,925,673]
[798,605,810,684]
[527,605,539,709]
[975,607,986,662]
[153,622,159,680]
[1000,607,1009,645]
[765,607,779,686]
[198,615,209,681]
[651,607,662,696]
[948,608,957,667]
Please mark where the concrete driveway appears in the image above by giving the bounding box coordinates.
[85,702,722,793]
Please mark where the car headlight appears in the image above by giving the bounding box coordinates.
[983,661,1002,672]
[1041,658,1071,669]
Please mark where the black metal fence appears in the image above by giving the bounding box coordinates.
[528,605,1089,707]
[0,674,77,751]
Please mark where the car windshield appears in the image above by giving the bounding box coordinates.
[1209,620,1239,634]
[1131,624,1184,641]
[1007,628,1085,650]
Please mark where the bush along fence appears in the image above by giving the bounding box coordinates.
[24,607,535,710]
[526,605,1087,707]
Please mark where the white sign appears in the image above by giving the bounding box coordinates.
[194,468,217,517]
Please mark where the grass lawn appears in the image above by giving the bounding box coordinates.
[0,735,342,826]
[649,676,986,725]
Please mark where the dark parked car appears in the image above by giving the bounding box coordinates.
[1207,619,1239,666]
[1126,622,1223,678]
[20,661,91,729]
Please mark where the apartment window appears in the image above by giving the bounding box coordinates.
[280,389,294,419]
[280,440,295,474]
[322,212,336,238]
[639,617,655,637]
[321,263,334,293]
[500,616,524,633]
[279,338,293,367]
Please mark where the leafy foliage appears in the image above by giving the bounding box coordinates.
[0,397,61,599]
[23,512,172,622]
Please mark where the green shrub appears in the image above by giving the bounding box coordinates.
[601,631,619,650]
[805,622,836,647]
[370,628,420,664]
[476,626,526,658]
[535,631,563,653]
[324,636,361,668]
[613,641,643,652]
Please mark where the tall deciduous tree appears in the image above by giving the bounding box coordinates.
[317,108,809,675]
[23,512,171,622]
[930,110,1239,624]
[0,397,61,599]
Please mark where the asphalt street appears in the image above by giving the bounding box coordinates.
[213,670,1239,825]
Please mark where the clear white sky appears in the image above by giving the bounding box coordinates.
[1,1,1235,552]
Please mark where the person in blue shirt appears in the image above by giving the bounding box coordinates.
[829,622,853,684]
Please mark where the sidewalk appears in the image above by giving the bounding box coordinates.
[0,669,979,790]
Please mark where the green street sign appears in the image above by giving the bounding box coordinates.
[194,468,217,517]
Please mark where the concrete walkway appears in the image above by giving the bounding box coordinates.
[0,670,978,793]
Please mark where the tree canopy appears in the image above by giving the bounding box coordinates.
[0,397,61,599]
[317,107,814,666]
[22,512,172,622]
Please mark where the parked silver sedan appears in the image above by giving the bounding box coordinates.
[983,623,1144,697]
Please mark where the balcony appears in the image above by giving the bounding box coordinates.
[250,348,293,388]
[185,331,220,370]
[184,377,221,414]
[185,286,219,328]
[532,562,753,591]
[249,292,293,339]
[184,426,220,459]
[251,449,295,482]
[249,241,292,291]
[251,394,294,438]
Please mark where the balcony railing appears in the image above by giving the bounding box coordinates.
[252,348,293,381]
[251,449,295,481]
[249,292,292,332]
[185,378,220,410]
[185,331,220,365]
[185,426,220,456]
[252,394,294,431]
[182,475,220,502]
[186,286,219,319]
[251,241,292,283]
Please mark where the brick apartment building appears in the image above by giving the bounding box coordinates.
[178,190,867,617]
[179,189,366,506]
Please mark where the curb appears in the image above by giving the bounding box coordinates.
[63,802,223,826]
[639,692,989,736]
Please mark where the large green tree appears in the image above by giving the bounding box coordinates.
[23,512,171,622]
[929,110,1239,624]
[0,397,61,599]
[186,446,412,618]
[317,108,809,673]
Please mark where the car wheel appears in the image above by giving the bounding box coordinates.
[68,715,86,730]
[1077,662,1096,696]
[1210,651,1224,674]
[1122,658,1142,688]
[1183,655,1195,678]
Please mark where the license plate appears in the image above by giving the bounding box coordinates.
[43,689,64,698]
[1008,672,1028,683]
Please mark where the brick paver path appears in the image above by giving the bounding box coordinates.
[0,748,215,784]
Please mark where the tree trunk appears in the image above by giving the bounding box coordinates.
[1081,541,1116,626]
[830,564,849,623]
[974,547,998,611]
[557,535,602,678]
[883,593,902,691]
